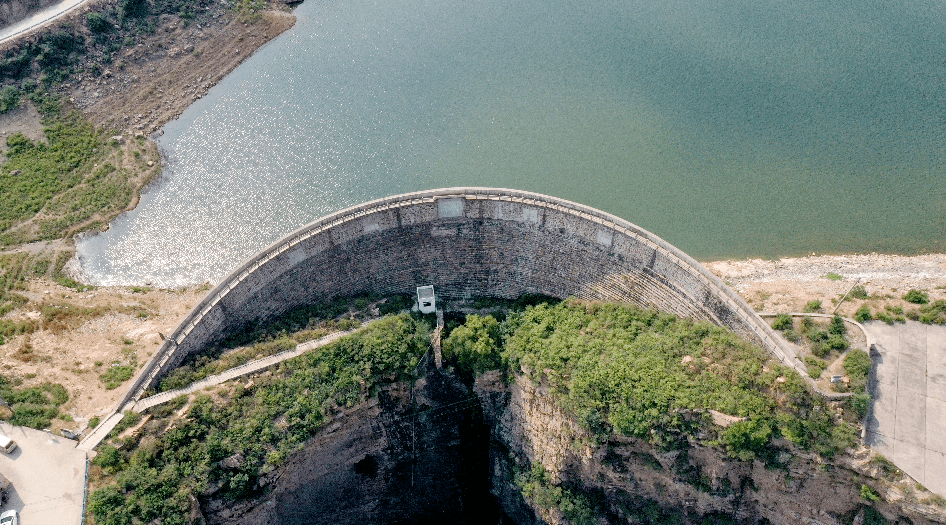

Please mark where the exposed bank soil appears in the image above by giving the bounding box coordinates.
[67,8,296,135]
[0,280,203,432]
[2,253,945,437]
[0,0,296,136]
[0,102,43,162]
[0,4,297,431]
[705,253,946,316]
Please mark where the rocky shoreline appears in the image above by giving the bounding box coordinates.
[705,253,946,316]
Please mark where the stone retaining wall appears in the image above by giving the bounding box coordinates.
[118,188,803,406]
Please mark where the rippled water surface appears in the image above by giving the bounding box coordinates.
[77,0,946,287]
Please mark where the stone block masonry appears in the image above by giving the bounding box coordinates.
[116,188,804,409]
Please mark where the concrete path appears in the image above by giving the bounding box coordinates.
[0,421,87,525]
[76,404,133,452]
[78,323,370,452]
[0,0,89,45]
[133,327,362,413]
[863,320,946,497]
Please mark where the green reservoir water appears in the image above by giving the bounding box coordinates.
[77,0,946,287]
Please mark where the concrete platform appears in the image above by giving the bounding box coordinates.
[0,421,86,525]
[864,320,946,497]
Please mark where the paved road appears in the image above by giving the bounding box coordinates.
[0,421,86,525]
[864,320,946,498]
[0,0,89,45]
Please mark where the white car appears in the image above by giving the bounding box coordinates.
[0,509,16,525]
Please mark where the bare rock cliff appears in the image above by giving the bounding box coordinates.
[203,366,503,525]
[475,371,946,525]
[199,365,945,525]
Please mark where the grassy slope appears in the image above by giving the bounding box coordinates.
[87,313,429,525]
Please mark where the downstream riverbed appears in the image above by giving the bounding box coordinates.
[77,0,946,287]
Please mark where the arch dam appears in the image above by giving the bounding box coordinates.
[113,187,806,410]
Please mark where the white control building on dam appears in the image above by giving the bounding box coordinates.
[118,187,806,405]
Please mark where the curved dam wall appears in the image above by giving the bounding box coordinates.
[121,188,803,404]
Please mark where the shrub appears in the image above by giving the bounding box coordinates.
[516,463,598,525]
[803,300,822,313]
[803,322,828,343]
[89,416,100,428]
[811,342,829,359]
[876,311,904,325]
[885,304,904,315]
[86,12,113,33]
[0,49,34,81]
[822,273,843,281]
[9,403,58,428]
[107,410,141,437]
[89,313,431,525]
[93,444,125,473]
[804,356,826,378]
[854,306,873,323]
[0,86,20,113]
[0,94,131,245]
[844,349,871,391]
[850,392,870,420]
[442,314,502,378]
[119,0,149,21]
[861,484,881,502]
[782,329,801,343]
[721,417,773,461]
[100,365,135,389]
[829,314,846,336]
[234,0,265,22]
[827,334,849,351]
[0,376,69,429]
[771,314,793,331]
[36,30,85,79]
[849,285,868,300]
[919,300,946,324]
[903,289,929,304]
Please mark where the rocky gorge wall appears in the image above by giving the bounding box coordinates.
[195,363,946,525]
[202,364,502,525]
[474,371,946,525]
[120,188,802,407]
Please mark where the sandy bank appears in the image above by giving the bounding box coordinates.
[705,253,946,316]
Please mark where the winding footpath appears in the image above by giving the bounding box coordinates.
[77,322,373,452]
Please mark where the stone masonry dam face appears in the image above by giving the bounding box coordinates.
[124,188,801,401]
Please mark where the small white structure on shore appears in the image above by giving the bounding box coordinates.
[417,285,436,314]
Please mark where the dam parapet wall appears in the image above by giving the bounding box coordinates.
[117,188,806,407]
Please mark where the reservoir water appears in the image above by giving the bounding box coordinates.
[77,0,946,287]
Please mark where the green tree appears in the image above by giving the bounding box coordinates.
[443,314,502,377]
[721,417,773,461]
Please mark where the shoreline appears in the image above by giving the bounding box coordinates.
[705,252,946,317]
[1,0,944,440]
[2,251,943,430]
